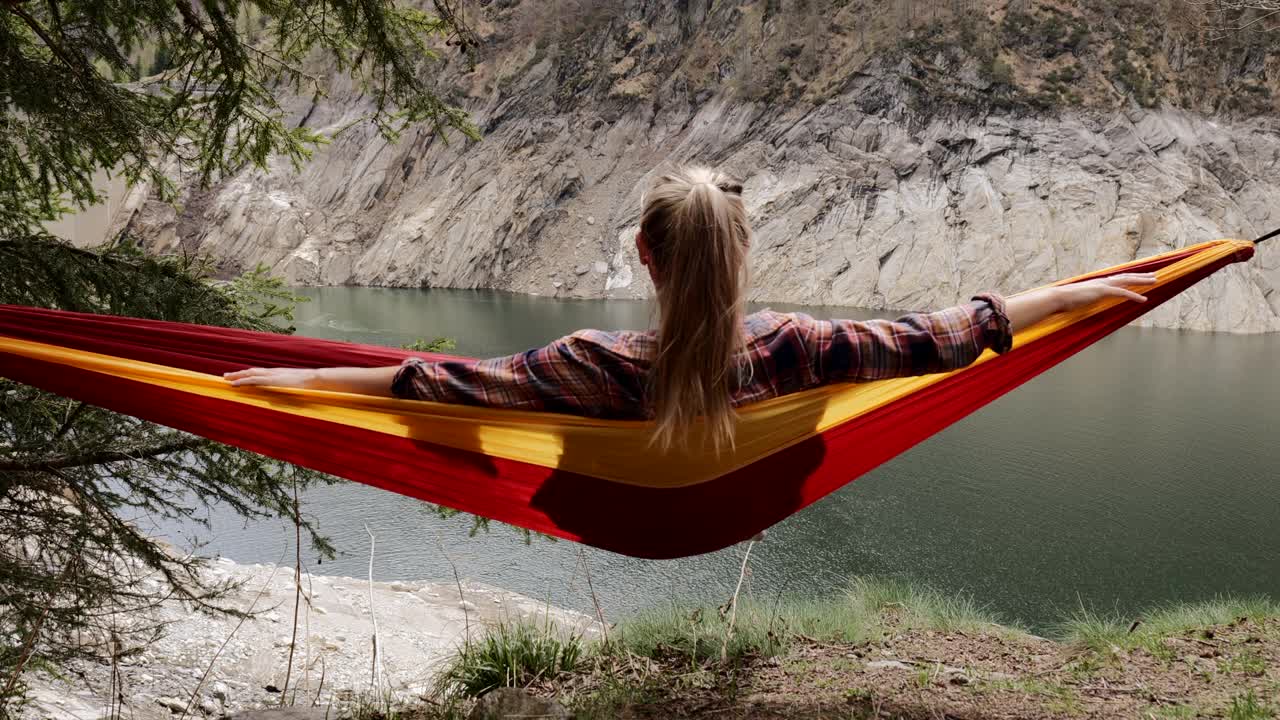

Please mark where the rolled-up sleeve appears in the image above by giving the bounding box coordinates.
[797,293,1012,383]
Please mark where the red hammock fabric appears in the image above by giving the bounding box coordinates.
[0,241,1255,558]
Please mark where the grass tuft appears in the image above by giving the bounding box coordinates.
[1055,608,1132,651]
[434,620,583,699]
[1228,690,1276,720]
[842,577,1011,635]
[606,602,785,662]
[1147,705,1199,719]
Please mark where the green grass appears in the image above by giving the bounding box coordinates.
[1228,690,1276,720]
[570,675,662,720]
[434,620,584,699]
[606,577,1013,664]
[971,675,1083,714]
[1057,596,1280,655]
[1221,648,1268,677]
[1145,704,1199,719]
[913,663,945,689]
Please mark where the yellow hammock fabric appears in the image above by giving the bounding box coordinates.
[0,239,1257,557]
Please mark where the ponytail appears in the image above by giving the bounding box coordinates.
[641,167,750,451]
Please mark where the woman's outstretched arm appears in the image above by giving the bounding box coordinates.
[223,365,400,395]
[222,337,609,412]
[800,272,1160,384]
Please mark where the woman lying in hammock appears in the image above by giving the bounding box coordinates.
[225,166,1156,450]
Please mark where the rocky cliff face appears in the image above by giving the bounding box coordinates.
[112,0,1280,332]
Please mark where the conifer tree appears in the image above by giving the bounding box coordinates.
[0,0,475,706]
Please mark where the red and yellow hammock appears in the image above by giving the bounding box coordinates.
[0,239,1257,558]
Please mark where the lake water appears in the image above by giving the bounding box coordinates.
[167,287,1280,632]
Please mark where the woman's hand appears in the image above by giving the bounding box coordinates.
[223,367,318,388]
[1054,273,1159,312]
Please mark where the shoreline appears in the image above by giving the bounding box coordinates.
[288,284,1280,336]
[22,558,595,720]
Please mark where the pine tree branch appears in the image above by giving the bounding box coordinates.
[0,438,206,472]
[1,561,71,697]
[42,0,62,31]
[4,1,86,77]
[173,0,215,44]
[51,401,87,442]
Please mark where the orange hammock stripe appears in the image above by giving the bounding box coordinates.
[0,239,1256,557]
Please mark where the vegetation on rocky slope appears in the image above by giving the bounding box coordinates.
[470,0,1277,119]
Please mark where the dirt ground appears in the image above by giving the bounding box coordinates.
[554,616,1280,719]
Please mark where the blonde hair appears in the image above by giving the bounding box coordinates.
[641,166,751,451]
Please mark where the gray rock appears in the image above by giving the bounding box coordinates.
[156,696,187,713]
[210,681,230,702]
[109,9,1280,334]
[467,688,569,720]
[573,264,589,275]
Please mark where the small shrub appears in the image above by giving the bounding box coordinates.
[984,57,1016,91]
[1066,22,1090,53]
[1001,9,1080,58]
[1109,35,1163,107]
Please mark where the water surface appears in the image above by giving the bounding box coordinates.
[164,287,1280,632]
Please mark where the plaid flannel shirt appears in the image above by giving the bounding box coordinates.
[391,294,1012,418]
